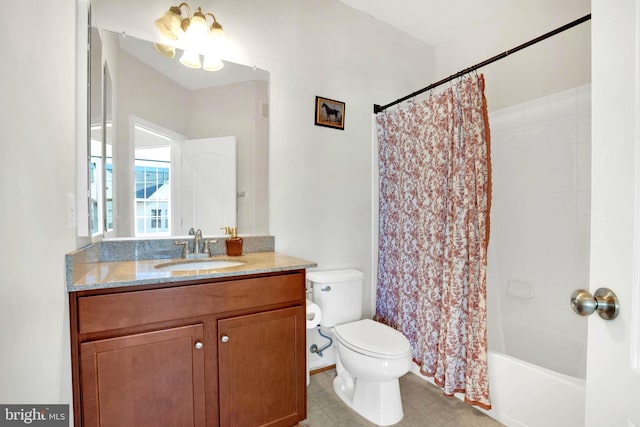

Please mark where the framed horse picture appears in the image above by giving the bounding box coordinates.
[315,96,345,130]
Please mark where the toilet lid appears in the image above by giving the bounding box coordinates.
[333,319,412,359]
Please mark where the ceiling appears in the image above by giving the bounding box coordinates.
[336,0,586,46]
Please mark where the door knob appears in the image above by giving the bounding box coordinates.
[220,335,229,343]
[194,341,204,350]
[570,288,620,320]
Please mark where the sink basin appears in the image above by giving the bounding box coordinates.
[155,259,245,272]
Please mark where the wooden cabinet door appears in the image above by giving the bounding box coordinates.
[218,306,306,427]
[80,324,206,427]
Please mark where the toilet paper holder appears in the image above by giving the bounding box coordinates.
[306,299,322,329]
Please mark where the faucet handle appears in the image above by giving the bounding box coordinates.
[188,227,195,235]
[174,240,190,258]
[203,239,218,256]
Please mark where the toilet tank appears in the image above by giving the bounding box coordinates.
[307,269,364,327]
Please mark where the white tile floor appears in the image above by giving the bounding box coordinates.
[302,369,504,427]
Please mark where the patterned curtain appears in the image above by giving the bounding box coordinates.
[375,74,492,409]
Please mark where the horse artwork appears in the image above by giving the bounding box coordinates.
[322,103,341,122]
[315,96,345,130]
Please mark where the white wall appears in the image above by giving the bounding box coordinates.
[241,1,435,315]
[189,81,269,234]
[435,0,590,111]
[0,0,77,409]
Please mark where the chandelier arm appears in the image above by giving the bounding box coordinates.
[204,12,223,30]
[176,3,193,32]
[177,3,192,18]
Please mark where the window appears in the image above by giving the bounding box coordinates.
[89,138,103,235]
[134,146,171,236]
[151,209,162,229]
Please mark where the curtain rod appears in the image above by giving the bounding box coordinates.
[373,14,591,114]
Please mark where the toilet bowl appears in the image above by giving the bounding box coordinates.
[307,269,413,426]
[333,319,412,426]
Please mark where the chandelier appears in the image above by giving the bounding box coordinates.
[154,3,225,71]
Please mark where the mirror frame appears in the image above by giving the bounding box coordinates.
[76,0,91,236]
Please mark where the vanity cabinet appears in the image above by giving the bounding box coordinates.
[69,271,307,427]
[218,306,305,427]
[79,324,206,426]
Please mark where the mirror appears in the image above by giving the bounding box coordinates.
[88,25,102,236]
[87,26,269,238]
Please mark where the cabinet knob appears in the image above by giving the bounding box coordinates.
[194,341,204,350]
[220,335,229,343]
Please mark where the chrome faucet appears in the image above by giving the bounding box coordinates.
[193,229,203,254]
[175,228,216,259]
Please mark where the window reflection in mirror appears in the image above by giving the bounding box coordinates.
[89,139,102,234]
[104,65,113,233]
[133,125,172,237]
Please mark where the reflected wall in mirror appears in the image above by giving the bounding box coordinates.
[88,26,269,238]
[89,25,102,235]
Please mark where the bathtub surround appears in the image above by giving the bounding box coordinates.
[479,85,590,426]
[375,74,492,409]
[487,85,591,380]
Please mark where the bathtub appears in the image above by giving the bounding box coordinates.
[410,351,585,427]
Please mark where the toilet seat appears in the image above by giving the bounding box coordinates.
[334,319,412,360]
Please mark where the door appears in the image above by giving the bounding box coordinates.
[79,324,206,427]
[173,136,237,235]
[586,0,640,425]
[218,306,306,427]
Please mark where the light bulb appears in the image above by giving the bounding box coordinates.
[183,8,209,53]
[180,50,201,69]
[154,43,176,59]
[155,7,182,40]
[203,55,224,71]
[209,22,225,46]
[189,14,208,39]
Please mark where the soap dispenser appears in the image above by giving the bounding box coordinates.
[221,226,243,256]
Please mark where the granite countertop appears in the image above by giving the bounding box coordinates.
[67,252,317,292]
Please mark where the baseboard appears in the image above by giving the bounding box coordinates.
[310,364,336,375]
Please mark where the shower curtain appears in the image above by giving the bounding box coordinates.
[375,74,492,409]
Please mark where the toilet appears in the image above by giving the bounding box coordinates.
[308,269,412,426]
